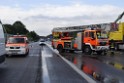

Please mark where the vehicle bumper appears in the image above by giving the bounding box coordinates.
[6,49,27,55]
[95,46,109,51]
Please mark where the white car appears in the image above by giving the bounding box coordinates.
[39,39,45,45]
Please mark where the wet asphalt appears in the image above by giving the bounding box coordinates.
[0,42,41,83]
[0,42,124,83]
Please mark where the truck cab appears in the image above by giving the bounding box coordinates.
[6,35,29,56]
[75,29,109,54]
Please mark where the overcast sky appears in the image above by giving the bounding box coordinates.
[0,0,124,36]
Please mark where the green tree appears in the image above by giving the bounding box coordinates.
[13,21,29,35]
[3,21,40,42]
[27,31,40,41]
[3,24,16,34]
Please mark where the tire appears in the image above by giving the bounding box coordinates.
[57,45,64,53]
[82,43,85,53]
[25,49,29,56]
[26,50,29,55]
[84,46,92,55]
[6,54,9,57]
[6,54,11,57]
[0,55,5,63]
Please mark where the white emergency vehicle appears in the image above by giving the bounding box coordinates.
[6,35,29,56]
[0,21,6,63]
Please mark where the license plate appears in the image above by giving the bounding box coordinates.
[12,52,18,54]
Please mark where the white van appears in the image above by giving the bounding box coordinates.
[6,35,29,56]
[0,21,6,63]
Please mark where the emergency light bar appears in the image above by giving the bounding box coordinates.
[11,35,26,37]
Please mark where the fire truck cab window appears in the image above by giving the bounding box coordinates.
[53,32,61,39]
[63,33,69,37]
[96,31,108,39]
[89,32,95,38]
[85,32,89,37]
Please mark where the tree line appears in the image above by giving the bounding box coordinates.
[3,21,40,41]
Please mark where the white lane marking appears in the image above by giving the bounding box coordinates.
[42,50,51,83]
[42,49,53,57]
[46,43,96,83]
[29,53,35,56]
[29,54,39,56]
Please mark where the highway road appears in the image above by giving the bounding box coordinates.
[0,42,42,83]
[0,42,124,83]
[0,42,89,83]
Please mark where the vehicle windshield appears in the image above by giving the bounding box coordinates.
[96,31,108,39]
[7,37,25,43]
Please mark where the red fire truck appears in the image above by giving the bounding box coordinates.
[52,24,109,55]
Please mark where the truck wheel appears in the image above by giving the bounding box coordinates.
[84,46,92,55]
[57,45,64,53]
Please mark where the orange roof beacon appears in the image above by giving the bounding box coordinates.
[6,35,29,56]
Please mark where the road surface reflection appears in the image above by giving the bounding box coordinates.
[60,52,124,83]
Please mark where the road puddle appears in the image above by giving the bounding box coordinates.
[60,52,124,83]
